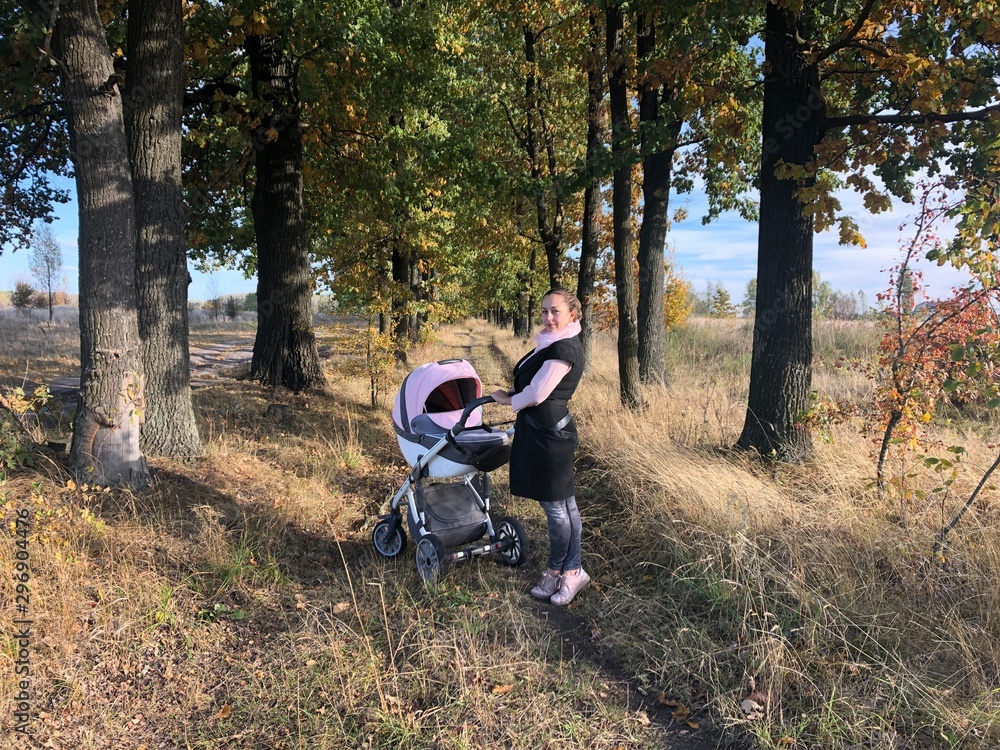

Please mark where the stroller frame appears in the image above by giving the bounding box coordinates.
[373,395,528,582]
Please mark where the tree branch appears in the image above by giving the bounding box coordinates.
[825,103,1000,131]
[812,0,879,63]
[934,451,1000,558]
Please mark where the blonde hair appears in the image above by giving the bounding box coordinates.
[544,287,582,321]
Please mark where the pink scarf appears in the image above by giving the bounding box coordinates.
[533,320,582,352]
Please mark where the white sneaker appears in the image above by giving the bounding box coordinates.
[550,569,590,606]
[530,572,562,600]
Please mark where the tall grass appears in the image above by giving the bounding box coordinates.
[493,318,1000,749]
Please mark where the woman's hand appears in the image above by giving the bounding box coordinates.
[490,389,512,406]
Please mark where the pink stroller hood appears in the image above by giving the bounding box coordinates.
[393,359,484,433]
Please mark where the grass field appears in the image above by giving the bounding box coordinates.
[1,314,999,749]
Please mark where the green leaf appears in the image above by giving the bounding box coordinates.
[942,378,959,392]
[951,345,965,361]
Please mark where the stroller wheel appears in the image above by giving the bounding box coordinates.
[415,534,448,583]
[372,519,407,559]
[494,517,529,567]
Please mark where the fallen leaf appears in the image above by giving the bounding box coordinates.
[636,711,651,726]
[778,737,796,747]
[686,721,700,729]
[671,704,691,720]
[491,684,515,696]
[657,692,678,706]
[740,698,765,720]
[332,602,351,614]
[217,704,232,720]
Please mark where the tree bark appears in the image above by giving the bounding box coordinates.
[736,2,820,460]
[606,3,642,409]
[523,26,565,289]
[636,11,679,386]
[54,0,149,486]
[391,240,410,361]
[246,35,325,392]
[577,7,603,369]
[125,0,203,458]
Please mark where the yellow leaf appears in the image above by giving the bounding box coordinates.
[686,721,700,729]
[217,704,232,720]
[491,684,515,696]
[230,14,244,26]
[671,704,691,720]
[66,479,76,490]
[332,601,350,614]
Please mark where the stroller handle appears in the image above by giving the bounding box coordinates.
[452,395,496,436]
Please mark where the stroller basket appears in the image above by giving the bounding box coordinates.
[409,478,488,548]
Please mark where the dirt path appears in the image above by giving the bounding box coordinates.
[43,338,255,409]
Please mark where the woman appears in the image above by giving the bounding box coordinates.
[491,288,589,605]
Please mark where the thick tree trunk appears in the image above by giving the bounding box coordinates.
[577,8,603,369]
[125,0,203,458]
[246,35,324,392]
[736,3,820,461]
[523,27,564,290]
[636,12,678,386]
[606,3,642,409]
[54,0,149,486]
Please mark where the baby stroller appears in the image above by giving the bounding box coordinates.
[372,358,529,583]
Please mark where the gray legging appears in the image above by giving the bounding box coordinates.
[538,495,582,572]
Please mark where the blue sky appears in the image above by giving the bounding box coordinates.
[0,174,971,306]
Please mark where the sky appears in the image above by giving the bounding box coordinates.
[0,173,973,306]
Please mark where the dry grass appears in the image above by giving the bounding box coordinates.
[0,309,79,386]
[1,316,999,749]
[550,321,1000,749]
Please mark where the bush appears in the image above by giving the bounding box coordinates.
[0,384,53,471]
[224,295,242,320]
[11,281,35,314]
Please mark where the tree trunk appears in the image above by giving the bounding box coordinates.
[577,7,603,369]
[54,0,149,486]
[606,3,642,409]
[736,2,820,461]
[391,240,409,362]
[636,11,678,386]
[523,27,564,290]
[125,0,203,458]
[246,35,324,392]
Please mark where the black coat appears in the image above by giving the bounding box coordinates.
[508,336,584,502]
